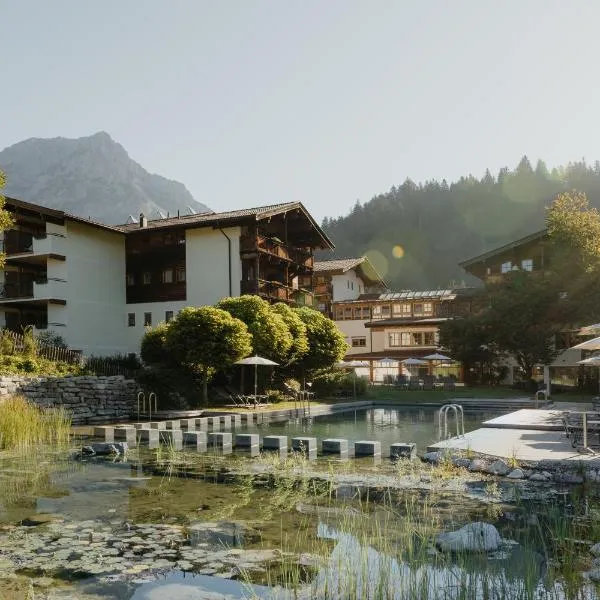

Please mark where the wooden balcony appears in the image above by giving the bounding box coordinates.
[314,282,333,296]
[240,236,314,270]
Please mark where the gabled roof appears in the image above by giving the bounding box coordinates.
[459,229,547,268]
[334,288,463,304]
[313,256,388,288]
[117,201,334,249]
[4,196,125,234]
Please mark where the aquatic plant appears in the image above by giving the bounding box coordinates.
[0,395,71,451]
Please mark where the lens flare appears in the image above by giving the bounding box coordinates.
[392,245,404,259]
[365,249,388,277]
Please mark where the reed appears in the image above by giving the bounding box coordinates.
[0,395,71,451]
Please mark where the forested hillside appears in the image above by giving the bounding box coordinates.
[320,157,600,289]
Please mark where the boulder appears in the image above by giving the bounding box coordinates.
[485,460,510,476]
[422,451,443,464]
[553,472,584,484]
[87,442,128,456]
[436,522,502,552]
[452,457,472,469]
[590,542,600,557]
[468,459,488,473]
[506,468,525,480]
[529,472,550,482]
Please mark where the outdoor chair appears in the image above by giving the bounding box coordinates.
[422,375,435,391]
[443,380,456,391]
[562,411,600,448]
[408,377,422,390]
[395,375,409,390]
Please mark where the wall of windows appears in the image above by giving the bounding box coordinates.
[387,330,437,347]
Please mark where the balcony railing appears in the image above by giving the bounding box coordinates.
[2,231,66,256]
[240,236,314,269]
[0,281,34,299]
[0,277,67,301]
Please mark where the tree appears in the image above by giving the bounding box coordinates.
[216,295,293,362]
[483,271,567,381]
[293,307,348,376]
[270,302,309,365]
[438,316,502,385]
[165,306,252,402]
[0,170,14,268]
[140,322,170,365]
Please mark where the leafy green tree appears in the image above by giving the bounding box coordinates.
[271,302,309,365]
[140,322,170,365]
[0,170,14,268]
[438,316,502,385]
[216,295,292,362]
[165,306,252,402]
[483,271,567,380]
[293,307,348,376]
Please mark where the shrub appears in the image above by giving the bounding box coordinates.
[19,358,38,373]
[0,330,15,355]
[265,389,288,404]
[21,326,38,358]
[140,323,170,365]
[36,330,68,349]
[311,370,368,397]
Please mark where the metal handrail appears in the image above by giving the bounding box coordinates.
[137,391,158,421]
[438,403,465,439]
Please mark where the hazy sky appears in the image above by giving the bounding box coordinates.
[2,1,600,222]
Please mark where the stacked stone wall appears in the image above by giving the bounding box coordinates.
[0,375,136,424]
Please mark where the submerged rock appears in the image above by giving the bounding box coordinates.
[436,522,502,552]
[529,472,550,482]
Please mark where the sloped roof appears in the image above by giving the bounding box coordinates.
[314,256,388,288]
[335,289,461,304]
[459,229,547,268]
[313,257,365,273]
[116,201,334,249]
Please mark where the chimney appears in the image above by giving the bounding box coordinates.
[139,213,147,228]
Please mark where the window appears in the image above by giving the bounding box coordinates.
[344,307,352,319]
[352,307,363,319]
[402,303,411,315]
[388,333,402,347]
[401,332,412,346]
[393,303,402,315]
[351,281,354,290]
[351,337,366,347]
[165,310,174,323]
[413,303,423,316]
[144,312,152,326]
[347,280,350,289]
[424,331,435,345]
[162,268,174,283]
[126,273,135,286]
[380,305,391,318]
[127,313,135,327]
[176,267,186,283]
[501,261,512,274]
[372,305,381,318]
[362,306,371,319]
[423,302,433,315]
[142,272,152,285]
[316,276,326,285]
[521,258,533,272]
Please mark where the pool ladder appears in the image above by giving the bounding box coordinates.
[438,403,465,440]
[137,391,158,422]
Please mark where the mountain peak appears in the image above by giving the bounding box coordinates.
[0,133,209,224]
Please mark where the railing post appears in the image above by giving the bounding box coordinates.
[584,411,588,449]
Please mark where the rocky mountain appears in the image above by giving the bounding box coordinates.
[0,132,210,224]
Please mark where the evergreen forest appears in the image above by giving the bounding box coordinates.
[320,157,600,290]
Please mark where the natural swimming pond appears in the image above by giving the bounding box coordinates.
[2,441,600,599]
[242,406,502,454]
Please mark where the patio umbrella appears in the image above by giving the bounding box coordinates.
[423,353,453,361]
[571,336,600,351]
[234,355,279,399]
[401,358,428,365]
[578,323,600,336]
[578,355,600,393]
[335,360,368,399]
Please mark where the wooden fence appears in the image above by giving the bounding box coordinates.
[1,329,137,378]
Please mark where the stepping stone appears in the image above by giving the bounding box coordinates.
[390,443,416,459]
[179,419,196,430]
[149,422,167,430]
[159,430,183,444]
[263,435,288,451]
[235,433,260,448]
[208,432,232,454]
[219,416,232,429]
[93,426,114,442]
[194,418,209,430]
[164,420,181,430]
[137,428,160,448]
[322,439,349,455]
[292,437,317,453]
[354,440,381,457]
[183,431,207,451]
[114,427,137,446]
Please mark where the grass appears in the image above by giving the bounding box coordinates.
[0,395,71,451]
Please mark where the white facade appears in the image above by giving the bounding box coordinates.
[331,270,364,302]
[336,319,371,355]
[54,221,127,355]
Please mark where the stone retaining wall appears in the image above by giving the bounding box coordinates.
[0,375,136,424]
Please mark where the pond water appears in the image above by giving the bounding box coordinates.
[0,442,599,599]
[244,406,501,454]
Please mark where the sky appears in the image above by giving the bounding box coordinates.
[2,0,600,223]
